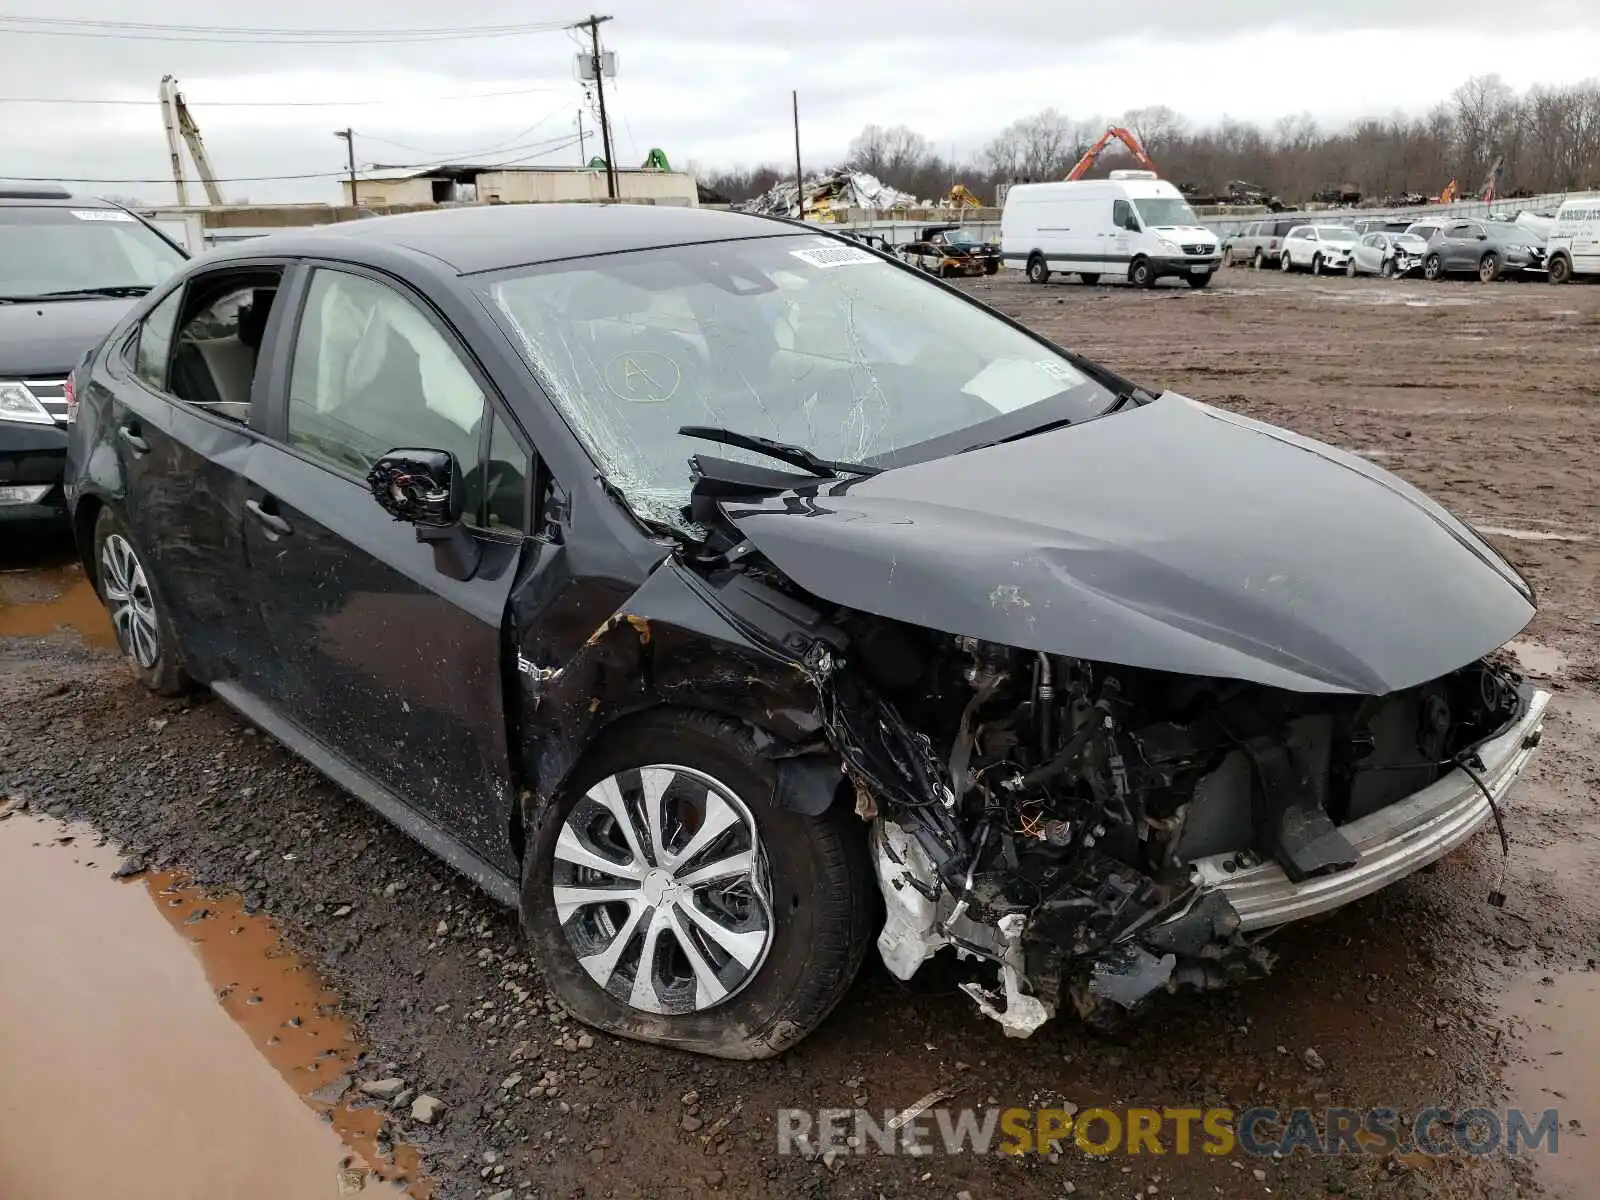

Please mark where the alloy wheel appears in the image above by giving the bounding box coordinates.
[100,533,160,669]
[552,766,773,1016]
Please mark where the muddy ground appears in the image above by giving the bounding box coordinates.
[2,267,1597,1200]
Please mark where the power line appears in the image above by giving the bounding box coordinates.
[2,133,587,186]
[0,14,576,45]
[0,85,562,107]
[358,104,577,160]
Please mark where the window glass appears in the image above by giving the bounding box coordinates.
[0,206,185,299]
[287,269,486,490]
[169,279,278,424]
[1112,199,1132,229]
[481,414,530,533]
[134,288,184,392]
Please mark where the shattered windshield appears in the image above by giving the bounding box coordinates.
[480,234,1115,527]
[1131,197,1201,227]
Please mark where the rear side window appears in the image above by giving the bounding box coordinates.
[134,289,183,392]
[168,273,281,425]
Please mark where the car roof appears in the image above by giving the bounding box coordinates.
[212,203,803,276]
[0,186,122,208]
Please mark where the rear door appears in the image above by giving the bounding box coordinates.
[243,262,533,867]
[1441,222,1479,270]
[106,264,285,682]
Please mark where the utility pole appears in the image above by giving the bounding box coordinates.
[574,15,617,199]
[335,128,358,207]
[791,90,804,219]
[576,110,587,166]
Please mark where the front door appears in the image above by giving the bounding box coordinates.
[107,268,283,682]
[243,264,533,867]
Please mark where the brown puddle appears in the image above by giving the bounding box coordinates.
[0,563,117,648]
[1497,971,1599,1198]
[0,808,432,1198]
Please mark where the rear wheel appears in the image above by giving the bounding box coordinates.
[522,709,875,1060]
[1128,257,1157,288]
[1080,272,1100,285]
[1253,248,1265,270]
[1478,252,1501,283]
[92,507,191,697]
[1026,255,1050,284]
[1549,254,1572,284]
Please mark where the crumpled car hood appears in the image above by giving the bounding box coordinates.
[721,393,1534,694]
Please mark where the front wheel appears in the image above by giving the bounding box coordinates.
[1345,257,1357,277]
[1185,272,1212,289]
[1026,255,1050,284]
[984,260,999,276]
[92,507,192,696]
[523,709,875,1060]
[1311,253,1324,276]
[1380,258,1396,279]
[1129,258,1157,288]
[1478,252,1500,283]
[1549,255,1572,284]
[1423,253,1444,281]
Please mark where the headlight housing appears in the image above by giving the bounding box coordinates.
[0,381,55,426]
[1157,237,1181,252]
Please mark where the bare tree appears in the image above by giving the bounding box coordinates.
[983,108,1075,181]
[846,124,931,182]
[1121,105,1186,157]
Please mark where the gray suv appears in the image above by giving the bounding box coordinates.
[1420,219,1546,282]
[1224,216,1302,268]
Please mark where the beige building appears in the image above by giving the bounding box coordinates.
[343,165,699,208]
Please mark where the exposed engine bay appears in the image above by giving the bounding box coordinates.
[824,617,1526,1034]
[683,546,1531,1036]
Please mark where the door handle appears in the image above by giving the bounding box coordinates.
[118,424,150,455]
[245,498,292,537]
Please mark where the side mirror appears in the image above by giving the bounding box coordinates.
[366,449,481,581]
[367,449,463,527]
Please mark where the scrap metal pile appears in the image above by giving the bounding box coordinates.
[741,169,918,219]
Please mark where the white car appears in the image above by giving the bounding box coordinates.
[1345,231,1430,278]
[1279,225,1360,275]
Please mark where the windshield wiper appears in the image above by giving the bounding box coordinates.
[678,425,882,478]
[27,285,155,300]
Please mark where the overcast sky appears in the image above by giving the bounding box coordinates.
[4,1,1600,204]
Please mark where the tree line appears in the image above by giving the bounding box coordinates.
[695,74,1600,207]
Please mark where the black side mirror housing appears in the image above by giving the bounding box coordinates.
[366,449,480,581]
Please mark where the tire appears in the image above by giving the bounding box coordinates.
[522,708,875,1060]
[1478,252,1500,283]
[1185,272,1212,289]
[1549,254,1572,285]
[1079,272,1100,285]
[1424,253,1444,281]
[1253,248,1265,270]
[1026,255,1050,284]
[1380,259,1396,279]
[984,261,999,276]
[91,507,192,697]
[1345,257,1357,278]
[1129,257,1156,288]
[1311,253,1323,276]
[1280,250,1294,273]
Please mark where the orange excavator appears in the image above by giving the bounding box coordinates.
[1064,126,1159,180]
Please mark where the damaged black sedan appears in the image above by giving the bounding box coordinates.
[64,205,1550,1058]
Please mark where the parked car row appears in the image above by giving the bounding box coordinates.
[1225,214,1551,282]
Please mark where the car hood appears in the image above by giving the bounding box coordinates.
[721,393,1534,695]
[0,297,135,376]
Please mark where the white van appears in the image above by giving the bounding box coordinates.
[1000,171,1222,288]
[1544,196,1600,283]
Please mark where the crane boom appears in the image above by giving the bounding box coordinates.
[1064,126,1159,181]
[158,75,226,206]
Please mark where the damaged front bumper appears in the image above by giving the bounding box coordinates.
[1191,686,1549,931]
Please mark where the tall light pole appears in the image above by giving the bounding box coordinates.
[792,91,803,219]
[335,128,357,207]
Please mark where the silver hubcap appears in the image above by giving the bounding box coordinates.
[552,766,773,1016]
[100,533,160,668]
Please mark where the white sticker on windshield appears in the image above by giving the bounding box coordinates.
[71,210,136,222]
[789,245,878,269]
